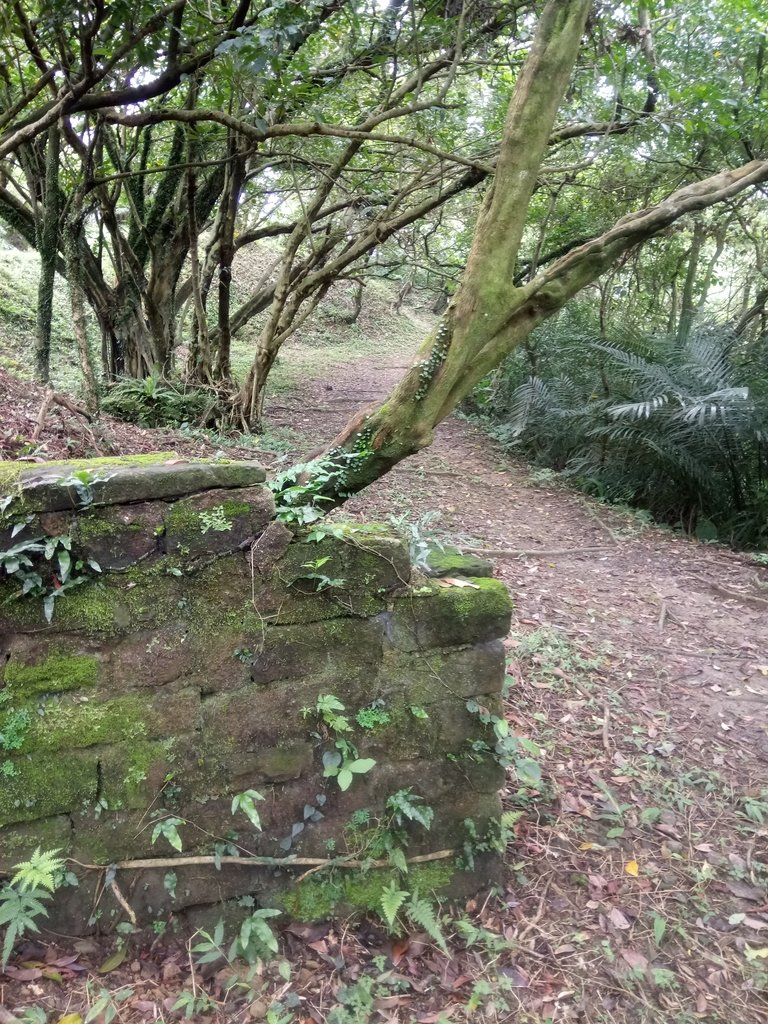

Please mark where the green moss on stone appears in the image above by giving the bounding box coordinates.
[0,750,98,827]
[277,526,409,596]
[0,815,72,868]
[441,577,513,621]
[221,500,251,518]
[165,497,255,542]
[4,652,99,696]
[5,693,147,753]
[99,739,175,810]
[0,452,180,492]
[281,863,455,921]
[75,516,124,540]
[254,743,313,782]
[50,583,131,633]
[425,547,493,578]
[390,577,513,651]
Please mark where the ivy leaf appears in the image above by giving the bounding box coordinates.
[231,790,265,831]
[337,767,354,791]
[57,548,71,583]
[515,758,542,788]
[151,818,184,852]
[348,758,376,774]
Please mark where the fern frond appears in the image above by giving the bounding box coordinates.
[0,887,51,967]
[405,891,449,955]
[379,880,409,931]
[10,847,65,893]
[608,393,673,420]
[506,376,551,436]
[672,388,751,426]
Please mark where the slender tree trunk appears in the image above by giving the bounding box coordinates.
[187,130,212,383]
[63,191,100,408]
[216,133,246,382]
[695,218,729,314]
[34,124,59,381]
[677,220,705,342]
[341,279,365,324]
[68,277,100,412]
[393,276,413,313]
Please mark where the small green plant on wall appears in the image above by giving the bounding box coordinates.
[198,505,234,533]
[0,531,102,621]
[302,694,376,791]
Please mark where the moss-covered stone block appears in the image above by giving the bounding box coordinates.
[247,617,385,686]
[75,501,165,570]
[107,624,204,690]
[358,691,504,762]
[0,453,181,492]
[98,739,176,810]
[425,546,493,578]
[378,640,505,706]
[275,526,410,596]
[164,486,274,557]
[0,815,72,871]
[280,862,456,921]
[252,742,314,782]
[1,645,101,696]
[386,577,512,652]
[71,808,159,864]
[2,687,200,754]
[201,684,309,750]
[0,750,98,826]
[9,456,267,512]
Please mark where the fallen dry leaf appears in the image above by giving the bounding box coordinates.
[620,949,648,970]
[726,880,766,902]
[607,907,631,930]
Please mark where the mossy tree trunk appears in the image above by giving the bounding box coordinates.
[299,0,768,507]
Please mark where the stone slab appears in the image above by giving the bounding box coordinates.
[17,459,267,512]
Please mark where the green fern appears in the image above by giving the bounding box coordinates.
[0,886,51,967]
[10,847,65,893]
[404,891,449,955]
[480,309,768,546]
[379,880,408,931]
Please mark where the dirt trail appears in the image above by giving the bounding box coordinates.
[269,348,768,776]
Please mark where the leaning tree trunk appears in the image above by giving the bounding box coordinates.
[285,0,768,511]
[289,0,594,502]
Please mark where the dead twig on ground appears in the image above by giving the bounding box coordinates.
[67,848,455,874]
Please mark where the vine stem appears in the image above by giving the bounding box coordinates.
[66,849,455,873]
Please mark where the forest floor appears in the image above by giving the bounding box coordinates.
[1,310,768,1023]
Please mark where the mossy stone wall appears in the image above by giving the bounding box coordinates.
[0,454,513,933]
